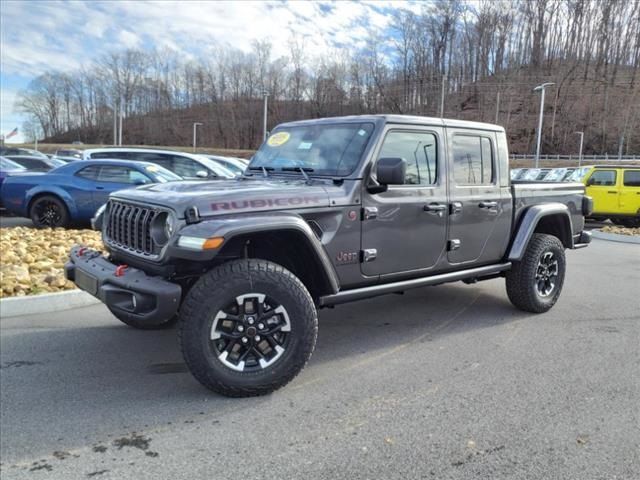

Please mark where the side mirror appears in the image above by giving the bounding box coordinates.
[377,157,406,185]
[196,170,209,178]
[586,177,595,186]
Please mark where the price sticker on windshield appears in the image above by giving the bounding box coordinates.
[267,132,290,147]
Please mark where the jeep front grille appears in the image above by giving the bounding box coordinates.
[105,200,160,256]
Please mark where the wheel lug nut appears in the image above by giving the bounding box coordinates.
[241,337,248,343]
[255,335,261,342]
[237,325,244,332]
[247,317,255,325]
[258,323,264,329]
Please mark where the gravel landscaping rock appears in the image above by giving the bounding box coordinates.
[600,225,640,236]
[0,227,103,298]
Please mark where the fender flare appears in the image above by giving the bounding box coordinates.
[26,186,77,217]
[508,203,573,261]
[173,212,340,294]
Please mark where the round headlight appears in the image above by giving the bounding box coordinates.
[150,211,176,246]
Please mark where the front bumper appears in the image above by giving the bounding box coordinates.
[65,246,182,324]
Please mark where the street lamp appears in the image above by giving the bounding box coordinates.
[574,131,584,167]
[533,82,555,168]
[262,91,269,142]
[193,122,203,152]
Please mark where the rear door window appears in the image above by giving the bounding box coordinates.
[623,170,640,187]
[452,135,493,185]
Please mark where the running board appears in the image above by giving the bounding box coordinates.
[318,263,512,307]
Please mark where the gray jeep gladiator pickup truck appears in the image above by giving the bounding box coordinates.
[66,115,592,397]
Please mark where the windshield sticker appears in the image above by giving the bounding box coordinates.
[267,132,290,147]
[358,129,367,136]
[298,142,313,150]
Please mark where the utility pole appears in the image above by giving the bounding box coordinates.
[118,96,124,146]
[192,122,203,152]
[533,82,555,168]
[617,135,624,160]
[262,91,269,142]
[112,104,117,146]
[574,131,584,167]
[495,91,501,124]
[440,74,447,118]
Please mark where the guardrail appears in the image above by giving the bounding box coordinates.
[510,154,640,162]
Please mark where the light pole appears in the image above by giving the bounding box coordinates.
[533,82,555,168]
[574,131,584,167]
[262,91,269,142]
[440,74,447,118]
[193,122,203,152]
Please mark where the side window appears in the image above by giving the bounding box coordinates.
[76,166,100,180]
[377,131,437,185]
[588,170,617,186]
[623,170,640,187]
[97,166,146,184]
[137,153,172,170]
[90,152,121,159]
[172,157,203,177]
[452,135,493,185]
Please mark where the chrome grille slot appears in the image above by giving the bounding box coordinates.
[105,200,160,256]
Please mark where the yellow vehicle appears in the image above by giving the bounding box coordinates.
[584,165,640,227]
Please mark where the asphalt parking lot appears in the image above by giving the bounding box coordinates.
[1,239,638,479]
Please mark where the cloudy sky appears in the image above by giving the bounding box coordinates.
[0,0,422,143]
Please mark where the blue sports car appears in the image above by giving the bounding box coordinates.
[1,159,181,228]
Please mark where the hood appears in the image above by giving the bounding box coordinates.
[111,177,332,218]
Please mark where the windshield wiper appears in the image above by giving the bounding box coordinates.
[281,166,314,184]
[247,166,274,178]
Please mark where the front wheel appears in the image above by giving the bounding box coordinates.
[505,233,566,313]
[179,259,318,397]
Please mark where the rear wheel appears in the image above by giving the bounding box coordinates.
[30,195,69,228]
[179,259,317,397]
[506,233,566,313]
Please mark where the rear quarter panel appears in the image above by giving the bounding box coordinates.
[512,182,586,234]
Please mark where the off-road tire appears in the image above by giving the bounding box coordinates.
[108,307,178,330]
[29,195,70,228]
[506,233,566,313]
[179,259,318,397]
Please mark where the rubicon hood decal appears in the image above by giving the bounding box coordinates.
[113,178,331,217]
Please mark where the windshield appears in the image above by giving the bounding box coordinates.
[0,156,26,170]
[194,156,236,178]
[143,164,182,183]
[250,122,375,176]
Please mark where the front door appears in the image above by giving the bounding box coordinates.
[585,169,619,215]
[446,130,510,265]
[361,126,448,277]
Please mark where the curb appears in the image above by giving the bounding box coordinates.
[0,289,100,319]
[591,230,640,244]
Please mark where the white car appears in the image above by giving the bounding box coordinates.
[82,148,236,180]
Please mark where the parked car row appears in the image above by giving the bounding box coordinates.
[510,166,591,182]
[0,147,250,227]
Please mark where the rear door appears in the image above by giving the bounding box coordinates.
[361,125,448,277]
[446,129,510,265]
[619,169,640,216]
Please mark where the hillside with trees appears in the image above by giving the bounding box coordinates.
[16,0,640,155]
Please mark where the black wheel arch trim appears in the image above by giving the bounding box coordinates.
[508,203,574,261]
[170,212,340,294]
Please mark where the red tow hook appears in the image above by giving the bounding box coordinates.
[115,265,129,277]
[78,247,88,256]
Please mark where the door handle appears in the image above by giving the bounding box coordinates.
[478,201,498,209]
[607,191,617,194]
[424,203,446,214]
[96,186,105,190]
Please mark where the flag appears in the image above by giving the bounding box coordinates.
[6,127,18,139]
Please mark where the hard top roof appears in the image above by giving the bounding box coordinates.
[277,114,505,132]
